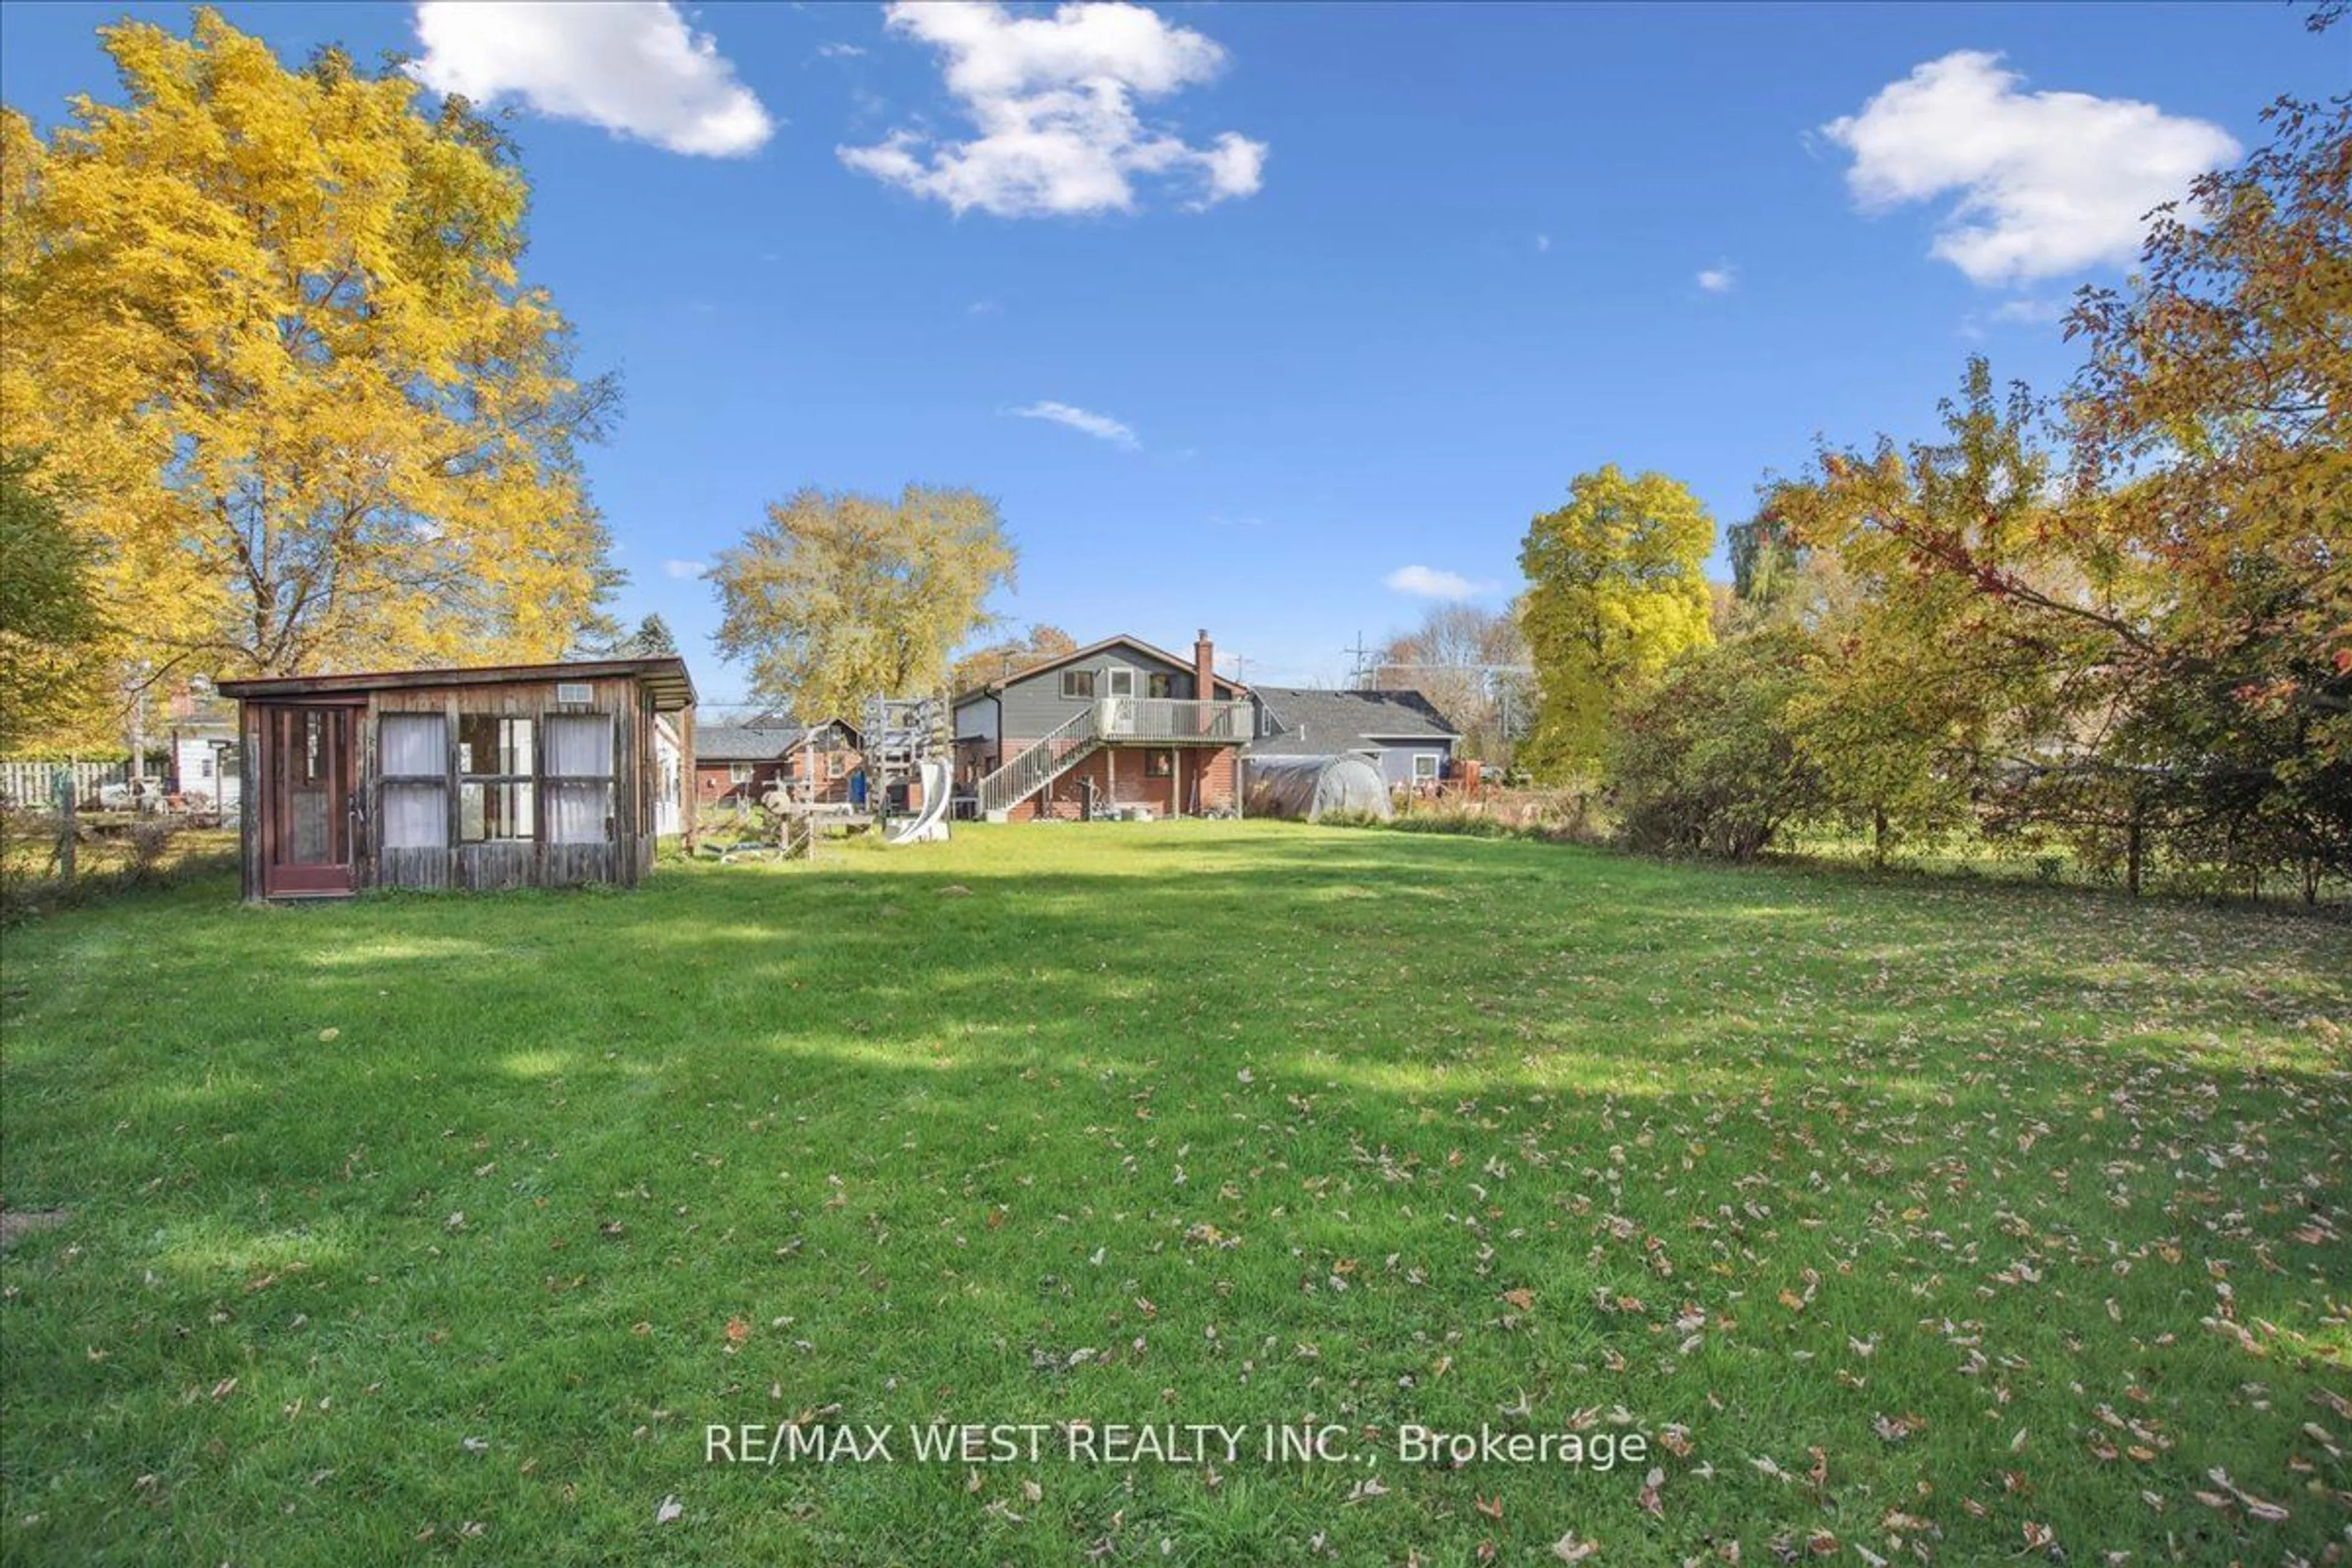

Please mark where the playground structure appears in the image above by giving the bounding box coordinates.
[699,695,952,862]
[706,696,944,863]
[862,695,951,846]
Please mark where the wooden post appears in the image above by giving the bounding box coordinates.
[51,764,75,883]
[680,704,698,856]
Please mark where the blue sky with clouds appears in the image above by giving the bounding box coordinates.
[2,2,2336,696]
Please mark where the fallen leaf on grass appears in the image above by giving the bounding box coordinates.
[655,1496,682,1525]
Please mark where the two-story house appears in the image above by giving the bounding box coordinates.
[952,631,1254,820]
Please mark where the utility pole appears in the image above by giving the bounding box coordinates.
[1343,633,1373,688]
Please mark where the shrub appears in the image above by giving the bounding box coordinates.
[1608,628,1822,861]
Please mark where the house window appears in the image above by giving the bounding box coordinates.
[459,715,534,841]
[1061,669,1095,700]
[380,712,448,849]
[1104,668,1136,698]
[827,752,848,778]
[1413,753,1441,781]
[1147,673,1174,699]
[1144,749,1173,778]
[545,714,614,844]
[729,763,755,785]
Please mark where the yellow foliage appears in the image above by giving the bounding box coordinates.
[1,10,616,695]
[1517,464,1715,778]
[712,486,1018,722]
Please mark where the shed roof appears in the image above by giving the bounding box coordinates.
[1246,687,1460,756]
[218,656,695,711]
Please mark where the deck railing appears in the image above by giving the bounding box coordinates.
[1093,698,1256,742]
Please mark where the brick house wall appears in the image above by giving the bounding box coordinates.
[696,760,789,805]
[1002,743,1237,821]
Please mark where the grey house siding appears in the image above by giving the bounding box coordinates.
[1371,744,1449,787]
[993,648,1200,739]
[955,698,999,744]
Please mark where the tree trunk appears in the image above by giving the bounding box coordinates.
[2125,815,2143,899]
[1872,806,1889,869]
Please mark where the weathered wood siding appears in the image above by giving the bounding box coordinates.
[363,674,652,892]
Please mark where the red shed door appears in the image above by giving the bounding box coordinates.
[261,706,360,896]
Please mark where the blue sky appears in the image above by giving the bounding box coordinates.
[2,3,2336,699]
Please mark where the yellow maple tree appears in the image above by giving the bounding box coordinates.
[1,10,619,696]
[1517,464,1716,780]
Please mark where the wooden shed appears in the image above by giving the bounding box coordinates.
[216,657,695,899]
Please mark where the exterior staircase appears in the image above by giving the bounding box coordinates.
[975,705,1101,817]
[974,698,1257,818]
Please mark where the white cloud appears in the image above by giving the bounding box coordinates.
[662,559,707,579]
[410,2,774,157]
[1697,263,1736,293]
[1991,297,2065,323]
[1822,51,2237,286]
[840,1,1267,217]
[1385,565,1495,601]
[1009,401,1139,450]
[816,42,867,59]
[1536,233,1552,254]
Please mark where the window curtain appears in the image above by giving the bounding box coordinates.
[382,785,447,848]
[380,715,447,849]
[382,714,444,775]
[546,715,611,776]
[547,715,613,844]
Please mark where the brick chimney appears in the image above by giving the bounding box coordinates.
[1193,629,1215,705]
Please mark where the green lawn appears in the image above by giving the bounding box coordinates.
[3,821,2347,1566]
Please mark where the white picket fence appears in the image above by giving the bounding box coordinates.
[0,759,132,809]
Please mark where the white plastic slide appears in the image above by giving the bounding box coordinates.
[884,760,952,845]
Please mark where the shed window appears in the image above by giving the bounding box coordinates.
[729,763,755,785]
[545,714,614,844]
[1060,669,1095,699]
[827,751,848,778]
[459,715,535,842]
[380,713,449,849]
[1412,753,1441,780]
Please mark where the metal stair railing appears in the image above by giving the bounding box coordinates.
[974,704,1101,816]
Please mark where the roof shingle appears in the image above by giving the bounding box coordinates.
[1246,687,1460,756]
